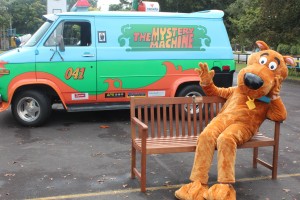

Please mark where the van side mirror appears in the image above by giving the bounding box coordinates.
[58,36,65,52]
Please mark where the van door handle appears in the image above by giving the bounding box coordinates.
[82,53,95,57]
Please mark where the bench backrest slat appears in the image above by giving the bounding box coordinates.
[163,105,167,137]
[130,96,226,139]
[157,105,161,137]
[181,104,186,136]
[150,105,155,137]
[199,102,203,133]
[169,105,174,137]
[144,105,148,125]
[175,104,180,137]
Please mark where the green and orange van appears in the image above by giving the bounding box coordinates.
[0,10,235,126]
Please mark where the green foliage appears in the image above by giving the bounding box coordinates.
[8,0,46,34]
[288,68,300,79]
[226,0,262,47]
[1,0,99,35]
[153,0,234,13]
[109,0,131,11]
[0,0,13,28]
[0,0,299,50]
[260,0,300,46]
[227,0,300,49]
[109,4,123,11]
[277,44,291,55]
[290,45,297,55]
[290,45,300,55]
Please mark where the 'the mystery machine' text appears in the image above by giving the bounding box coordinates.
[133,27,194,49]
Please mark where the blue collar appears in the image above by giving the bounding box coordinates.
[257,96,271,103]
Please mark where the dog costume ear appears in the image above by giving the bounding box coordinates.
[284,56,296,67]
[256,40,270,50]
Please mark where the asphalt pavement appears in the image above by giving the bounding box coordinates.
[0,75,299,200]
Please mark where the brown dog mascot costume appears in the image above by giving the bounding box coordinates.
[175,40,296,200]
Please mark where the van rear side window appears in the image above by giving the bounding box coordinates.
[45,21,91,47]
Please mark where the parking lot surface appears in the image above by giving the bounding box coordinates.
[0,78,299,200]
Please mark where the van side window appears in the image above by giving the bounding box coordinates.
[45,21,91,47]
[45,23,63,46]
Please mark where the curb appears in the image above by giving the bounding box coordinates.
[285,78,300,84]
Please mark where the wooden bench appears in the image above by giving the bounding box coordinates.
[130,96,281,192]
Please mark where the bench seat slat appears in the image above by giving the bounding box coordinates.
[238,133,275,148]
[133,133,275,154]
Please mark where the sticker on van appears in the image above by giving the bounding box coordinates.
[118,24,211,51]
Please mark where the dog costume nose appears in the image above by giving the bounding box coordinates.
[244,73,264,90]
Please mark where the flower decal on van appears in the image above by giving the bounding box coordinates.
[197,25,211,51]
[118,24,211,52]
[118,24,133,51]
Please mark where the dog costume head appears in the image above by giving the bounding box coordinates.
[237,40,295,99]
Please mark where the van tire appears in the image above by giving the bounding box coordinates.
[177,84,205,98]
[11,90,52,127]
[177,84,205,116]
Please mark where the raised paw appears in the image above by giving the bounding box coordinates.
[194,62,215,85]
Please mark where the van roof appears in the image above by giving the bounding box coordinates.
[54,10,224,19]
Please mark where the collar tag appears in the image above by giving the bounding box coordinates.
[246,96,256,110]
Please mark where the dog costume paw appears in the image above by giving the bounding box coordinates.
[204,184,236,200]
[175,180,208,200]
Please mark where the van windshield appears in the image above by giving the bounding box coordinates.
[23,21,52,47]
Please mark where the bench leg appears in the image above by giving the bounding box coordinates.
[272,144,279,179]
[141,151,146,192]
[253,147,258,169]
[131,145,136,179]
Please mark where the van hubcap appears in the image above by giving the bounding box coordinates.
[184,91,202,114]
[17,97,40,122]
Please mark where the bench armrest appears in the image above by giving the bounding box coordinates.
[131,117,148,139]
[132,117,148,130]
[265,119,281,143]
[266,118,283,123]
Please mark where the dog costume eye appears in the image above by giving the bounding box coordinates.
[259,57,267,65]
[268,61,277,70]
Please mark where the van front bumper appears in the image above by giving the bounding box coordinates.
[0,94,10,112]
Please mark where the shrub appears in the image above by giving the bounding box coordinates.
[290,45,298,55]
[296,45,300,55]
[277,44,290,55]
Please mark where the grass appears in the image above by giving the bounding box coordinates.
[236,63,247,72]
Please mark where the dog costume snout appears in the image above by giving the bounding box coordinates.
[244,73,264,90]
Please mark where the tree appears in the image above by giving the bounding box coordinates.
[226,0,300,49]
[260,0,300,46]
[109,4,123,11]
[226,0,263,50]
[1,0,298,50]
[0,0,20,31]
[8,0,47,34]
[154,0,234,13]
[109,0,131,11]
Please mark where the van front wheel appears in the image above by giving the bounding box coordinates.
[11,90,52,127]
[177,85,205,115]
[177,84,204,98]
